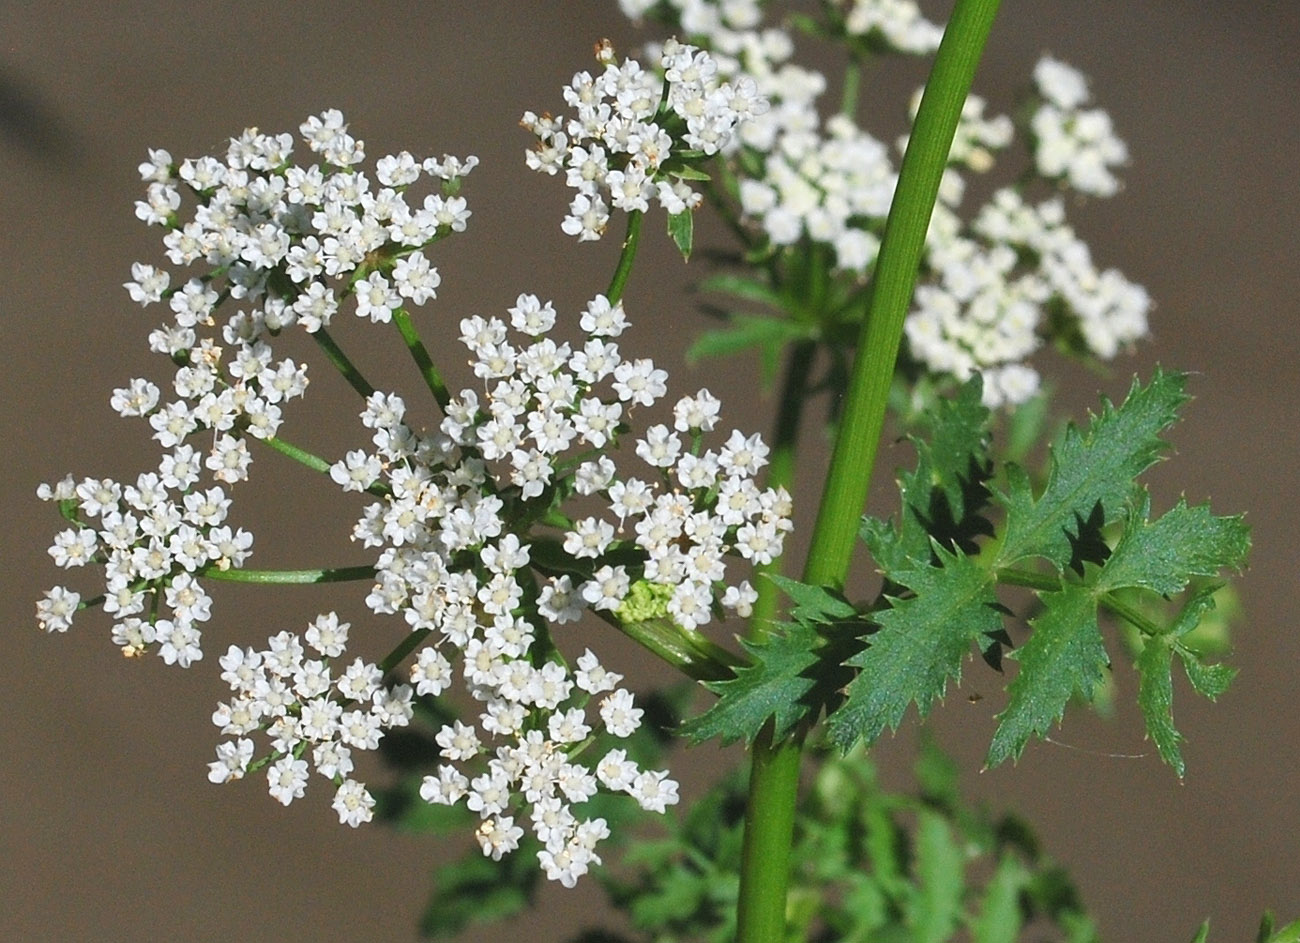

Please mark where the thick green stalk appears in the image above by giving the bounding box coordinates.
[805,0,1001,590]
[734,2,1002,940]
[392,307,451,410]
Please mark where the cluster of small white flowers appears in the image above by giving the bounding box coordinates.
[618,0,907,271]
[522,38,767,240]
[906,233,1049,408]
[320,291,789,883]
[207,613,396,828]
[36,463,252,664]
[615,2,1149,407]
[904,183,1151,406]
[838,0,944,54]
[1031,56,1129,197]
[38,111,478,663]
[975,189,1150,359]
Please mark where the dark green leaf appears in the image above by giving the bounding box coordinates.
[768,572,858,623]
[1136,634,1184,776]
[869,376,995,571]
[987,585,1110,767]
[996,370,1189,570]
[681,621,829,745]
[831,549,1001,750]
[1097,494,1251,596]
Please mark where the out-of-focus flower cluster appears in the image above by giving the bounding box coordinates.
[522,37,768,240]
[38,110,790,885]
[613,0,1149,407]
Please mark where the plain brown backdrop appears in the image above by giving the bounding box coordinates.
[3,3,1298,941]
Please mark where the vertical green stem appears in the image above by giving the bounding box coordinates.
[392,307,451,410]
[734,2,1002,940]
[803,0,1002,590]
[605,210,644,305]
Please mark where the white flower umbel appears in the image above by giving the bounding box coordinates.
[39,109,788,887]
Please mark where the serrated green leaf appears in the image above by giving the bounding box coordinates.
[680,621,823,746]
[1097,494,1251,596]
[987,585,1109,767]
[668,209,693,260]
[831,549,1001,750]
[875,376,994,569]
[996,370,1189,570]
[1177,648,1237,700]
[768,572,858,624]
[970,854,1029,943]
[685,314,814,364]
[910,810,964,943]
[1137,634,1185,776]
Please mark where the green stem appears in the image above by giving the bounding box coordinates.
[841,54,862,118]
[198,565,376,585]
[600,612,742,683]
[804,0,1001,592]
[392,307,451,410]
[313,327,376,399]
[750,340,817,641]
[261,435,331,476]
[259,435,392,497]
[734,3,1002,940]
[605,210,643,305]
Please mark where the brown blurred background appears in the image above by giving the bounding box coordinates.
[3,2,1297,941]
